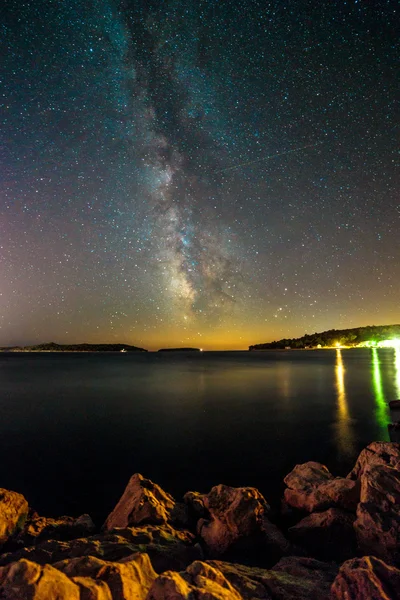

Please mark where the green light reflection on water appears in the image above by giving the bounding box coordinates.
[371,348,390,429]
[395,348,400,398]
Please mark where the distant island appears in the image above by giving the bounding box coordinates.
[158,347,201,352]
[249,324,400,350]
[0,342,147,353]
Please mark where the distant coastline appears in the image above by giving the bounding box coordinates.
[0,342,147,353]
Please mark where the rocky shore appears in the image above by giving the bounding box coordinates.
[1,441,399,599]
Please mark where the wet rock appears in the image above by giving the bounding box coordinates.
[330,556,400,600]
[0,558,80,599]
[197,483,290,562]
[15,513,95,546]
[288,508,356,561]
[103,474,178,530]
[284,462,359,512]
[0,488,29,546]
[347,441,400,480]
[354,464,400,564]
[0,523,202,573]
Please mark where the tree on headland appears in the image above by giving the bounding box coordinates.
[249,324,400,350]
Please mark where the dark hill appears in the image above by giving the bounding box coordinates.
[0,342,147,352]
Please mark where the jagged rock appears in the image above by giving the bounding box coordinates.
[196,484,291,563]
[288,508,356,561]
[14,513,95,546]
[148,557,338,600]
[347,441,400,480]
[0,524,202,573]
[84,553,156,600]
[0,489,29,546]
[147,560,243,600]
[0,558,80,599]
[330,556,400,599]
[354,464,400,564]
[283,462,359,512]
[103,474,184,530]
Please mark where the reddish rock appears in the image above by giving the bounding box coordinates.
[0,558,80,599]
[288,508,356,561]
[354,464,400,564]
[330,556,400,599]
[196,484,291,563]
[347,441,400,480]
[103,474,180,530]
[284,462,359,512]
[0,489,29,546]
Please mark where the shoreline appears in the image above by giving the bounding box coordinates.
[0,441,399,598]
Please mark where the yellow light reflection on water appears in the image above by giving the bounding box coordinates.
[371,348,390,430]
[335,350,355,457]
[395,348,400,398]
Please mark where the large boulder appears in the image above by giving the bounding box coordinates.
[0,489,29,546]
[288,508,356,561]
[347,441,400,480]
[196,484,291,562]
[283,462,359,512]
[103,474,186,530]
[354,463,400,564]
[0,558,81,599]
[0,523,202,573]
[147,557,338,600]
[330,556,400,599]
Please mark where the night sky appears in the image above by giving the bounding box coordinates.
[2,1,399,350]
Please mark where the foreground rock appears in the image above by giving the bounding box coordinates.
[283,462,360,513]
[330,556,400,599]
[347,441,400,480]
[288,508,356,562]
[0,489,29,546]
[197,484,292,563]
[104,474,187,530]
[0,552,156,599]
[0,523,202,573]
[354,463,400,564]
[148,556,338,599]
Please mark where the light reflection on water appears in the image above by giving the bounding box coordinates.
[335,349,356,458]
[371,348,390,430]
[395,348,400,399]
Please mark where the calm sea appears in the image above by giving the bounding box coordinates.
[0,349,398,523]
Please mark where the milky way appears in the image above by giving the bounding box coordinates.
[1,0,399,349]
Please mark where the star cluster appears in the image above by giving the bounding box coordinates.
[1,0,399,349]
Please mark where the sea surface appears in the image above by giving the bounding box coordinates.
[0,349,399,524]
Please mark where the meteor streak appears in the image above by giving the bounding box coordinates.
[219,141,323,172]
